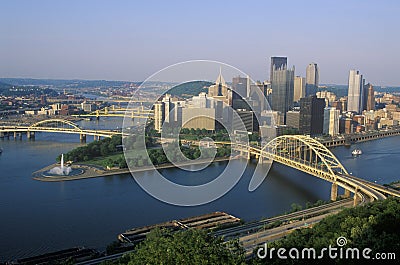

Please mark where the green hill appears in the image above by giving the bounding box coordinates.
[168,81,213,98]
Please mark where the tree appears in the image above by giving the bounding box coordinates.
[103,158,114,168]
[252,197,400,264]
[116,228,245,265]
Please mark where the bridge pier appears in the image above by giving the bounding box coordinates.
[13,131,22,140]
[80,134,86,143]
[330,182,338,201]
[353,187,359,206]
[27,131,35,140]
[343,189,351,198]
[1,132,10,139]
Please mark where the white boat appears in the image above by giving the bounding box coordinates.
[352,149,362,156]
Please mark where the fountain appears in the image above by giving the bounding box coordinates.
[33,153,85,179]
[48,154,72,175]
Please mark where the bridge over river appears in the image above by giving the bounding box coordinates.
[0,118,122,142]
[2,119,399,204]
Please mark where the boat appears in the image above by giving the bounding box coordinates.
[352,149,362,156]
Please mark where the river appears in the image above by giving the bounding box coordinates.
[0,118,399,261]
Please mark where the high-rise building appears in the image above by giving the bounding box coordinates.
[286,110,300,129]
[232,76,248,98]
[162,94,173,123]
[233,109,259,132]
[154,101,165,133]
[231,76,249,111]
[347,70,365,113]
[293,76,305,102]
[153,94,179,132]
[323,107,340,136]
[270,57,294,121]
[305,63,319,96]
[270,57,287,82]
[191,92,210,108]
[260,110,284,126]
[299,96,325,136]
[316,91,337,107]
[366,83,375,111]
[248,81,270,113]
[208,70,231,106]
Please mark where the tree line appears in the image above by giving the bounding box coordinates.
[59,135,122,163]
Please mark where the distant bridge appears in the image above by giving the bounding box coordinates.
[0,119,122,142]
[73,106,154,119]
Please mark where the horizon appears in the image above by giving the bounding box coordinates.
[1,0,400,86]
[2,77,400,89]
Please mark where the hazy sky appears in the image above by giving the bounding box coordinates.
[1,0,400,86]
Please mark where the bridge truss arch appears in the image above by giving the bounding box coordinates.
[262,135,349,182]
[28,119,83,132]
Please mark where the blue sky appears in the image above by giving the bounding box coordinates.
[1,0,400,85]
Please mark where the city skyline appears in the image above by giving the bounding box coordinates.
[1,0,400,86]
[1,1,400,263]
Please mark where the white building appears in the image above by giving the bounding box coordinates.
[347,70,364,113]
[293,76,305,102]
[316,91,337,107]
[323,107,340,136]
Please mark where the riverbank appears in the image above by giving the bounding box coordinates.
[32,156,234,182]
[322,128,400,148]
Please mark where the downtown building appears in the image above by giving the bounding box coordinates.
[154,94,185,133]
[293,76,305,102]
[270,57,288,82]
[366,83,375,111]
[299,95,325,136]
[286,110,300,130]
[305,63,319,97]
[270,57,295,122]
[323,107,340,136]
[347,70,365,113]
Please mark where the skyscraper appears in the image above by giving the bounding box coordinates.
[232,76,248,110]
[270,57,287,82]
[305,63,319,96]
[270,57,294,121]
[154,101,165,133]
[347,70,364,113]
[323,107,340,136]
[208,69,231,106]
[293,76,305,102]
[232,76,248,98]
[299,95,325,136]
[366,84,375,111]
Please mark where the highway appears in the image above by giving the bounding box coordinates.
[240,212,336,256]
[213,198,354,241]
